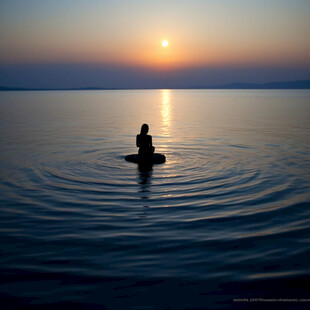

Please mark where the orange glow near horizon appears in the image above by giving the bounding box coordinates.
[1,32,309,71]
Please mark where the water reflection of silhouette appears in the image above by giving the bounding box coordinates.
[137,163,152,198]
[137,164,152,218]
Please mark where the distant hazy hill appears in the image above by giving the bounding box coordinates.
[0,86,26,91]
[0,86,114,91]
[1,80,310,90]
[192,80,310,89]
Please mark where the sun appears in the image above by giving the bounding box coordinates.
[162,40,168,47]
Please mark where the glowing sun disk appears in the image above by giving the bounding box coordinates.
[162,40,168,47]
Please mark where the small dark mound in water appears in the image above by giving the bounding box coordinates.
[125,153,166,164]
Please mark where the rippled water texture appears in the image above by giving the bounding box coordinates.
[0,90,310,308]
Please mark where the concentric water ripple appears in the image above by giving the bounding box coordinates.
[0,90,310,304]
[1,139,310,281]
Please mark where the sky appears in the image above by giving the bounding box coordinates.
[0,0,309,88]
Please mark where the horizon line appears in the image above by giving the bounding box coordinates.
[1,80,310,91]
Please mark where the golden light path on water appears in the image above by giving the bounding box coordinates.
[161,89,171,137]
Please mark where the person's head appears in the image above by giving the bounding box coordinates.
[140,123,149,135]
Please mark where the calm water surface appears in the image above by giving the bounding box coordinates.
[0,90,310,308]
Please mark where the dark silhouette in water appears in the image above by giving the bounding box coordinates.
[136,124,155,155]
[125,124,166,164]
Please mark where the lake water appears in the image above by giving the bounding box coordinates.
[0,89,310,309]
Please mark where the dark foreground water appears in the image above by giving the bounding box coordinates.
[0,89,310,309]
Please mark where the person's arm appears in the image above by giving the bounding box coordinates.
[136,135,140,147]
[149,136,153,147]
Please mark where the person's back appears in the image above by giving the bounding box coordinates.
[136,124,155,155]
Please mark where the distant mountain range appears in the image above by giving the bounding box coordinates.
[0,86,116,91]
[1,80,310,91]
[192,80,310,89]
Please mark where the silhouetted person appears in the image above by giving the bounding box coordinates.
[136,124,155,156]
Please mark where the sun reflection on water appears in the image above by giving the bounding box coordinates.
[161,89,171,137]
